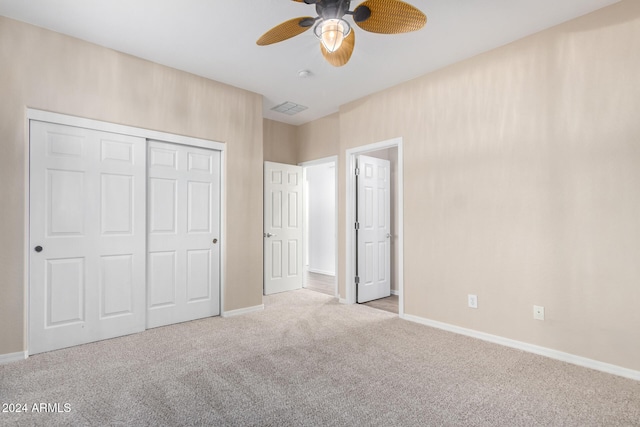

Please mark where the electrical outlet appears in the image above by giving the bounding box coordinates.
[533,305,545,320]
[468,294,478,309]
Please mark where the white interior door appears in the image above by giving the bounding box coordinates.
[356,155,391,303]
[264,161,303,295]
[147,140,220,329]
[29,121,146,354]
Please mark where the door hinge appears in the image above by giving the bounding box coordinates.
[355,276,360,284]
[355,167,360,176]
[354,221,360,230]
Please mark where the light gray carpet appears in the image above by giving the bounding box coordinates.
[1,289,639,426]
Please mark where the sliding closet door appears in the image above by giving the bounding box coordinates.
[147,141,220,328]
[29,121,146,354]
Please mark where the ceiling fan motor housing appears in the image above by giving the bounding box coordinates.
[317,0,351,20]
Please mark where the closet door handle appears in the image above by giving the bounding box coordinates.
[34,246,43,252]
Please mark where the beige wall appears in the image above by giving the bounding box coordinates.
[264,113,340,166]
[297,113,340,163]
[4,0,639,374]
[294,1,640,371]
[0,17,264,356]
[263,119,298,164]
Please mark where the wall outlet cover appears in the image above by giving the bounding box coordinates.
[534,305,545,320]
[468,294,478,309]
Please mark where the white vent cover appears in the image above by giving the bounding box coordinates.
[271,101,308,116]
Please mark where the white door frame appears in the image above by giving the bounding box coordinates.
[346,138,404,317]
[299,156,338,297]
[25,109,227,355]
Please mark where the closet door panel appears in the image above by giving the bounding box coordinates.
[147,140,220,328]
[29,121,146,355]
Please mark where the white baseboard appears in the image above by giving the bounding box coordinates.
[0,351,28,365]
[390,289,399,296]
[307,268,335,277]
[403,314,640,382]
[339,298,348,304]
[221,304,264,318]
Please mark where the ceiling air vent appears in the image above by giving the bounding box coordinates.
[271,101,308,116]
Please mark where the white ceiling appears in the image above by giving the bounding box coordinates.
[0,0,620,125]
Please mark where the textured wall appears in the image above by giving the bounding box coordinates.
[334,1,640,371]
[263,119,298,165]
[268,0,640,372]
[0,17,264,356]
[297,113,340,163]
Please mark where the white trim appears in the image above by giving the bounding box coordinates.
[0,351,28,365]
[403,314,640,382]
[390,289,399,296]
[339,298,348,304]
[219,148,227,316]
[299,155,338,168]
[299,155,339,298]
[23,108,31,357]
[345,138,404,316]
[26,109,225,151]
[221,304,265,318]
[307,268,336,276]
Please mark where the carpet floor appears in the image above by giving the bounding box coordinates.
[1,289,639,426]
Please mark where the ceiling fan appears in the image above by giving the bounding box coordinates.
[256,0,427,67]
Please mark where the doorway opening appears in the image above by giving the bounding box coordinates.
[346,138,404,317]
[300,156,338,298]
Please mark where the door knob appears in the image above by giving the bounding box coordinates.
[264,233,277,238]
[386,233,391,239]
[212,238,218,244]
[34,246,43,252]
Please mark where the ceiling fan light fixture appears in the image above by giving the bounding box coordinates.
[314,18,350,53]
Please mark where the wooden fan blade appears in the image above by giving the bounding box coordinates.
[321,30,355,67]
[257,17,314,46]
[354,0,426,34]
